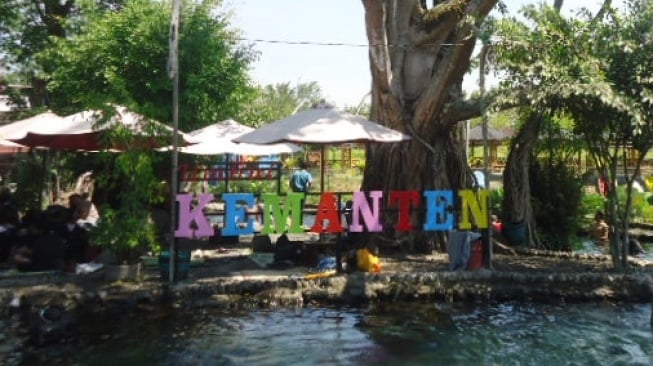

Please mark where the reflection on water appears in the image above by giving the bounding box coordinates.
[25,302,653,366]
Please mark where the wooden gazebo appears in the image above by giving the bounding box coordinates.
[467,125,511,170]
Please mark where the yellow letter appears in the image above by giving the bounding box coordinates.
[457,189,489,229]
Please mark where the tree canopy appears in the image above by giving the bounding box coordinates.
[493,0,653,267]
[237,81,324,127]
[36,0,255,131]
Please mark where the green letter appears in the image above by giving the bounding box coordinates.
[261,193,304,234]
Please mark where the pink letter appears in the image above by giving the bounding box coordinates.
[175,193,214,238]
[349,191,383,232]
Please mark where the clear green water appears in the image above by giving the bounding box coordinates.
[24,301,653,366]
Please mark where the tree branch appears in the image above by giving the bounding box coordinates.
[593,0,612,22]
[553,0,563,12]
[442,87,526,125]
[413,0,499,123]
[362,0,392,93]
[414,23,477,122]
[389,1,417,101]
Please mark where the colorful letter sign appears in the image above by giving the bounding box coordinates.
[174,189,489,238]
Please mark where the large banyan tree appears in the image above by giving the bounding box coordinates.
[360,0,498,249]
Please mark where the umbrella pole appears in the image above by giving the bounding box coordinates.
[225,153,230,193]
[320,146,325,193]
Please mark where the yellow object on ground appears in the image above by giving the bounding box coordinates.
[304,270,337,280]
[356,248,382,272]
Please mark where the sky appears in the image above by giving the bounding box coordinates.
[227,0,624,109]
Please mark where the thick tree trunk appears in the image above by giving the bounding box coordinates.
[502,112,542,247]
[362,97,470,251]
[360,0,498,251]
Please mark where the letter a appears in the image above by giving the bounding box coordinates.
[310,192,342,233]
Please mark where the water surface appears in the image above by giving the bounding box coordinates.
[22,302,652,366]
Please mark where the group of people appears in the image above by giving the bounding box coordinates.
[0,187,100,272]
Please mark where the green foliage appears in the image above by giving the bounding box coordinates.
[11,152,47,211]
[88,128,166,260]
[39,0,255,130]
[529,159,584,251]
[580,192,606,219]
[283,155,304,169]
[210,180,278,195]
[89,207,159,264]
[615,187,653,224]
[236,82,324,127]
[489,188,504,219]
[495,1,653,266]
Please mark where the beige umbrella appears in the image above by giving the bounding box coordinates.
[233,103,411,191]
[181,119,302,156]
[179,119,302,194]
[234,103,410,274]
[0,111,67,147]
[9,105,195,151]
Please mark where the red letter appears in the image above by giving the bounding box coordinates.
[310,192,342,233]
[389,190,420,231]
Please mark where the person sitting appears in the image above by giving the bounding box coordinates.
[62,208,90,267]
[589,210,610,246]
[0,187,19,226]
[0,206,18,263]
[12,211,66,272]
[68,193,100,228]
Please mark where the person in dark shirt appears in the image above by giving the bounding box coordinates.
[12,210,66,272]
[62,208,90,267]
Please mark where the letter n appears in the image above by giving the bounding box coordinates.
[458,189,489,229]
[349,191,383,232]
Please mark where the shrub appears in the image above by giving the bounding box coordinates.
[529,159,584,250]
[89,207,159,264]
[489,188,504,219]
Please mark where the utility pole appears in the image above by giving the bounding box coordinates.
[168,0,181,283]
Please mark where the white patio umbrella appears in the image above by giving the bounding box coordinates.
[179,119,302,194]
[233,103,411,191]
[180,119,302,156]
[8,105,195,151]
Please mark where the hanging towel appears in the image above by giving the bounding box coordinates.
[448,231,482,271]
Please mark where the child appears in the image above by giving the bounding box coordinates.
[589,210,609,245]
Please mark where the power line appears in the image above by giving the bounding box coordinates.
[234,37,475,48]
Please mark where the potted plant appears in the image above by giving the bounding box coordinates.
[89,207,160,281]
[88,122,168,280]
